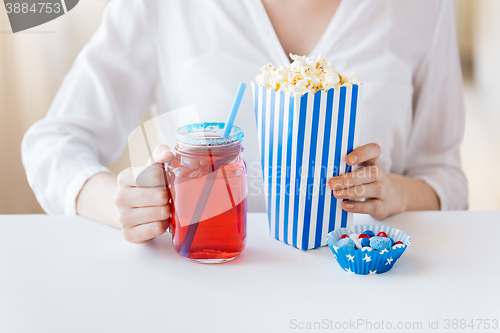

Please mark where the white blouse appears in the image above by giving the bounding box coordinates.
[22,0,468,215]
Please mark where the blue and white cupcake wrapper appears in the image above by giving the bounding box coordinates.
[252,83,362,250]
[326,225,411,275]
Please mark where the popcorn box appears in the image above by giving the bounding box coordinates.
[253,83,362,250]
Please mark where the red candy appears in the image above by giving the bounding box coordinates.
[377,232,388,237]
[394,241,404,245]
[359,234,370,239]
[340,234,349,239]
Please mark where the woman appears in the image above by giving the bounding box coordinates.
[22,0,468,244]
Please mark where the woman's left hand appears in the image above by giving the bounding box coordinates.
[328,143,406,220]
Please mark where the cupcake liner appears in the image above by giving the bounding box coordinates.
[326,225,411,275]
[252,83,362,250]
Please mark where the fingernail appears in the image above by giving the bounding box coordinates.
[329,178,341,189]
[348,154,358,164]
[161,150,171,156]
[345,203,354,209]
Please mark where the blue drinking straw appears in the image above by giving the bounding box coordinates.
[179,83,247,258]
[222,82,247,137]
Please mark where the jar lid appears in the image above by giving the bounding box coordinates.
[175,122,244,146]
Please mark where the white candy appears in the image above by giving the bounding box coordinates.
[349,233,363,249]
[256,54,361,95]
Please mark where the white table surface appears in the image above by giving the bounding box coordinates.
[0,212,499,333]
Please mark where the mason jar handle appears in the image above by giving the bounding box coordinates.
[162,159,174,235]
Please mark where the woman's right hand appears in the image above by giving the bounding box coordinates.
[114,144,174,244]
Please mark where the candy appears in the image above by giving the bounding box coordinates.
[349,233,360,240]
[363,230,375,238]
[370,236,392,251]
[349,234,363,249]
[336,238,355,250]
[336,231,402,251]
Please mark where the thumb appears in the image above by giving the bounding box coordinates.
[146,144,174,166]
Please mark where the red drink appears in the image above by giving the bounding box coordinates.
[167,123,247,263]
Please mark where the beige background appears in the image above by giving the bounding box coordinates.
[0,0,499,214]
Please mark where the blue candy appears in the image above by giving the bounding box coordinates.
[361,237,371,247]
[335,238,355,250]
[389,238,395,246]
[363,230,375,238]
[370,236,392,251]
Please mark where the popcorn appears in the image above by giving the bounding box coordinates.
[255,54,361,95]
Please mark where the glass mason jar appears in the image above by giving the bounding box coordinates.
[166,122,247,263]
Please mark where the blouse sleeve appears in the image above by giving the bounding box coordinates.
[404,0,468,210]
[21,0,158,215]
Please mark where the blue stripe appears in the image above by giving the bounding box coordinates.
[301,92,321,250]
[260,88,267,182]
[253,84,259,129]
[267,90,275,232]
[329,87,346,232]
[315,89,334,247]
[292,93,308,248]
[345,85,359,174]
[341,85,359,227]
[283,95,294,244]
[275,92,285,240]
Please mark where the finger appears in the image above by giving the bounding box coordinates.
[328,165,380,190]
[334,181,385,200]
[147,144,174,166]
[118,205,171,228]
[114,187,169,208]
[346,143,381,166]
[122,220,169,244]
[117,164,166,187]
[341,199,387,220]
[135,164,168,187]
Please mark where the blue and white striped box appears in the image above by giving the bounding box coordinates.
[253,83,362,250]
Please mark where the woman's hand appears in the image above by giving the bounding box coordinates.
[328,143,405,219]
[114,144,174,243]
[328,143,440,219]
